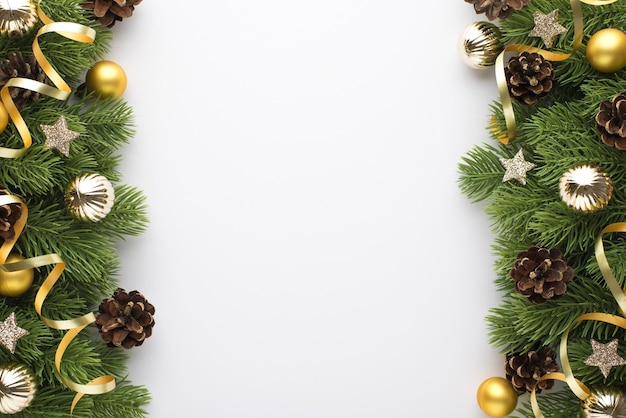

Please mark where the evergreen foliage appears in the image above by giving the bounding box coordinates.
[0,0,150,416]
[459,0,626,416]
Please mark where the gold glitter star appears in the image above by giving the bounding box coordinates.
[584,339,626,378]
[41,115,80,157]
[0,312,29,354]
[500,149,536,186]
[529,9,567,48]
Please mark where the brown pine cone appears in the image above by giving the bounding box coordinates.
[465,0,531,21]
[505,52,554,105]
[95,288,155,349]
[595,91,626,151]
[0,187,21,245]
[81,0,143,28]
[0,52,49,109]
[511,246,574,304]
[505,346,559,393]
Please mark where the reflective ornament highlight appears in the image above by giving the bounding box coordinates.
[0,0,37,38]
[586,28,626,73]
[85,60,127,99]
[0,363,36,414]
[0,254,33,297]
[458,21,504,69]
[559,164,612,212]
[476,376,518,417]
[583,390,626,418]
[65,173,115,222]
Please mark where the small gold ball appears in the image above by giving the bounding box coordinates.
[476,377,518,418]
[0,254,34,297]
[586,28,626,73]
[65,173,115,222]
[85,60,127,99]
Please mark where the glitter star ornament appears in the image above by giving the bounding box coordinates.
[529,10,567,48]
[585,339,626,378]
[41,115,80,157]
[0,312,28,354]
[500,149,536,185]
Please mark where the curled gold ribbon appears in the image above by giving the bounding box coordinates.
[0,4,95,158]
[495,0,615,144]
[0,193,115,412]
[530,222,626,416]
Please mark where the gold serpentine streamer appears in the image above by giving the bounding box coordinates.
[530,222,626,417]
[0,194,115,412]
[0,3,95,158]
[495,0,617,144]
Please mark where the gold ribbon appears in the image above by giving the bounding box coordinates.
[495,0,616,144]
[0,3,95,158]
[530,222,626,416]
[0,193,115,411]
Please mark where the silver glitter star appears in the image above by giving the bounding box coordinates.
[500,149,536,185]
[585,339,626,378]
[0,312,29,354]
[41,115,80,157]
[529,10,567,48]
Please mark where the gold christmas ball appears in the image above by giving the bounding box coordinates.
[65,173,115,222]
[85,60,127,99]
[0,254,33,297]
[476,377,518,418]
[0,0,37,38]
[559,164,612,212]
[458,21,504,69]
[586,28,626,73]
[0,363,36,414]
[583,390,626,417]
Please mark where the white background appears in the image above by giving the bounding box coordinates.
[106,1,506,417]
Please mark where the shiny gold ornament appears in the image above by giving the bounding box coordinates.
[65,173,115,222]
[458,21,504,69]
[85,60,127,99]
[586,28,626,73]
[0,254,33,297]
[0,363,36,414]
[0,0,37,38]
[583,390,626,418]
[476,376,518,417]
[559,164,612,212]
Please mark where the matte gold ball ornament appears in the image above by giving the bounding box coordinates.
[586,28,626,73]
[85,60,127,99]
[476,376,518,417]
[0,254,34,297]
[0,363,36,414]
[459,21,504,69]
[65,173,115,222]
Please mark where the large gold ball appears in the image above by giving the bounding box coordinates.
[476,377,518,418]
[586,28,626,73]
[0,254,34,297]
[85,60,127,99]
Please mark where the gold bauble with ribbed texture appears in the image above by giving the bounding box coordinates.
[458,21,504,69]
[586,28,626,73]
[85,60,127,99]
[0,363,36,414]
[476,377,518,417]
[559,164,612,212]
[0,254,33,297]
[65,173,115,222]
[583,390,626,417]
[0,0,37,38]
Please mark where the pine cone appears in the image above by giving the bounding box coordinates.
[81,0,143,28]
[595,91,626,151]
[511,246,574,304]
[0,188,21,245]
[95,288,155,349]
[505,346,560,393]
[465,0,531,21]
[0,52,49,109]
[505,52,554,105]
